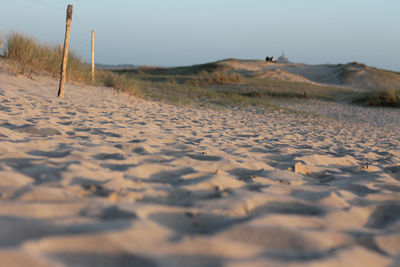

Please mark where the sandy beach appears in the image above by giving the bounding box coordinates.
[1,62,400,266]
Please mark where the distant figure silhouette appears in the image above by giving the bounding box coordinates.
[265,56,275,62]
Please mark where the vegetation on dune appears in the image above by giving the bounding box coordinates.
[123,70,244,87]
[116,61,231,76]
[241,78,353,100]
[3,32,141,96]
[5,32,90,81]
[96,70,141,96]
[4,32,400,109]
[337,63,367,84]
[354,88,400,108]
[209,71,243,84]
[137,81,277,108]
[337,62,400,91]
[113,62,356,107]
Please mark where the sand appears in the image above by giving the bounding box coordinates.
[220,59,400,91]
[0,62,400,266]
[220,60,342,85]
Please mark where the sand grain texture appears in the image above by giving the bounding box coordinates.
[1,63,400,266]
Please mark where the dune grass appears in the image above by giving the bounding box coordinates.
[118,62,353,100]
[95,70,141,96]
[4,32,141,96]
[116,69,243,86]
[208,71,243,84]
[240,78,353,100]
[5,32,90,81]
[117,61,227,76]
[354,88,400,108]
[136,80,278,109]
[118,69,353,109]
[9,32,396,110]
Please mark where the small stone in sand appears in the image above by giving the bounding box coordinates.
[294,162,311,175]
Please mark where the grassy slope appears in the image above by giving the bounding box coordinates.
[114,59,354,101]
[3,33,141,96]
[117,58,400,90]
[337,62,400,90]
[113,58,400,108]
[115,61,226,76]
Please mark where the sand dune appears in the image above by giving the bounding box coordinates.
[218,59,400,90]
[256,69,315,84]
[0,63,400,266]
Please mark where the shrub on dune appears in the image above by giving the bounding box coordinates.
[354,88,400,108]
[208,71,243,84]
[5,32,90,81]
[4,32,142,96]
[97,70,141,96]
[366,89,400,107]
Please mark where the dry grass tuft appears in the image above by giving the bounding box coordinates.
[4,32,141,96]
[5,32,90,81]
[208,71,243,84]
[363,89,400,108]
[97,70,141,96]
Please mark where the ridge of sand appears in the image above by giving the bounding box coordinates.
[0,63,400,266]
[218,60,345,87]
[256,68,315,84]
[218,59,400,90]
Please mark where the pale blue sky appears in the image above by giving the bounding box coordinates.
[1,0,399,71]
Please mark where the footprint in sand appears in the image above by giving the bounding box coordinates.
[92,153,125,160]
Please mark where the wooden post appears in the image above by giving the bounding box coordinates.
[91,30,95,83]
[58,4,73,98]
[0,34,3,56]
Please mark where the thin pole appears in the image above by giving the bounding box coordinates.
[91,30,95,83]
[58,4,73,98]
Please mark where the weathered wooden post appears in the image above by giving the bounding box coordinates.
[58,4,73,98]
[0,33,3,56]
[91,30,95,83]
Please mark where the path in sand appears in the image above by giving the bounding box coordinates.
[0,67,400,266]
